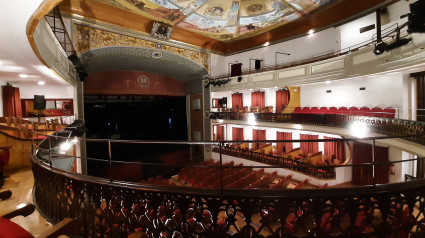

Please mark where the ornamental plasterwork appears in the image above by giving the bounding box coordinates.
[76,24,209,71]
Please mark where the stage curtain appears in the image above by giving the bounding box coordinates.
[2,86,22,117]
[216,125,224,141]
[299,134,318,156]
[352,142,389,185]
[252,129,266,149]
[251,92,265,108]
[277,132,293,154]
[232,127,244,141]
[324,136,346,163]
[276,90,290,112]
[232,93,243,111]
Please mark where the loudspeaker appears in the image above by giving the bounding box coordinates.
[68,54,82,68]
[231,63,242,77]
[33,95,46,110]
[255,60,261,70]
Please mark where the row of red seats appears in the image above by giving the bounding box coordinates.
[225,169,265,189]
[246,171,278,189]
[293,178,309,189]
[293,106,396,118]
[270,175,292,189]
[140,174,175,186]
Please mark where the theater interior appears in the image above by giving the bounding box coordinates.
[1,0,425,237]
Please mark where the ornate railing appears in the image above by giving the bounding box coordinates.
[32,154,425,237]
[209,112,425,145]
[30,118,425,237]
[213,145,336,179]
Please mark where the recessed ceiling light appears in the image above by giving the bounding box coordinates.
[326,81,331,84]
[274,86,278,89]
[250,88,253,91]
[263,42,270,47]
[0,61,2,65]
[19,74,28,78]
[308,29,314,35]
[38,81,45,85]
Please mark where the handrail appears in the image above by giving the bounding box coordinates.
[212,21,410,79]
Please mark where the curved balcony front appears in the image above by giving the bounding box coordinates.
[31,116,425,237]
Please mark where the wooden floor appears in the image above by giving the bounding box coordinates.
[0,168,52,236]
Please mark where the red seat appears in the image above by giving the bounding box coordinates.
[349,106,359,115]
[319,107,329,114]
[358,106,371,117]
[383,107,396,118]
[294,107,303,114]
[0,217,33,238]
[336,107,349,115]
[371,107,383,117]
[301,107,311,114]
[328,107,337,114]
[310,107,320,114]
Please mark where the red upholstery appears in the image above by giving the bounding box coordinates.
[383,107,396,118]
[337,107,349,115]
[358,107,371,116]
[370,107,383,117]
[319,107,329,114]
[294,107,303,113]
[301,107,311,114]
[0,217,34,238]
[328,107,337,114]
[349,107,359,115]
[310,107,320,114]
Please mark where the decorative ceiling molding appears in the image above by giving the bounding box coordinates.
[80,46,208,81]
[76,24,209,71]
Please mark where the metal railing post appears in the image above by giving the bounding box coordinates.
[48,136,52,167]
[372,139,376,187]
[108,141,112,182]
[219,142,223,191]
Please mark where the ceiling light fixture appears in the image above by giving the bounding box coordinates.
[308,29,314,35]
[326,81,331,84]
[19,74,28,78]
[38,81,45,85]
[263,42,270,47]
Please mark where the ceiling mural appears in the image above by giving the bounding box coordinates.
[94,0,334,42]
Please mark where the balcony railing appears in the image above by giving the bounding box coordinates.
[30,117,425,237]
[209,112,425,145]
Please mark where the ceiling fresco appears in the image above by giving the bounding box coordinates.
[94,0,335,42]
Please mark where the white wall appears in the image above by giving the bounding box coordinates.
[16,84,74,99]
[210,53,227,77]
[300,73,404,108]
[210,27,340,76]
[0,80,5,117]
[340,13,377,50]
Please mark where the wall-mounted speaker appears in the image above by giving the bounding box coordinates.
[34,95,46,110]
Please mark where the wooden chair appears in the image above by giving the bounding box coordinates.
[0,202,79,238]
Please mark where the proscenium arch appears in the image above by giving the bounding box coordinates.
[80,46,208,81]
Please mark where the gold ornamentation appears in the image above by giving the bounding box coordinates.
[76,24,209,71]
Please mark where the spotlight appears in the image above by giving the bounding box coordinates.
[237,76,243,82]
[373,42,386,55]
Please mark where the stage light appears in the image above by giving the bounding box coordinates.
[237,76,243,82]
[373,42,386,55]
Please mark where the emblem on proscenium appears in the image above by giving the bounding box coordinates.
[137,75,150,88]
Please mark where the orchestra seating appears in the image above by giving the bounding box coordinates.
[171,161,320,190]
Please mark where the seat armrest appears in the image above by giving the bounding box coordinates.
[1,203,35,219]
[37,218,79,238]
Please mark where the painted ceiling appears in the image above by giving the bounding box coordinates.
[95,0,335,42]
